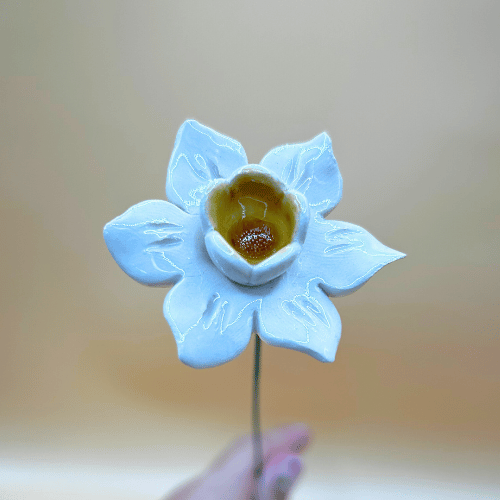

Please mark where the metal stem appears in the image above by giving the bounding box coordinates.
[251,334,263,500]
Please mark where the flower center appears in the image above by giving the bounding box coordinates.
[230,219,278,261]
[207,171,297,265]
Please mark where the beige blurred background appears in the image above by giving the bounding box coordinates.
[1,1,499,498]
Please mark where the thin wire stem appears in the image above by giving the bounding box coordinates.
[251,333,263,500]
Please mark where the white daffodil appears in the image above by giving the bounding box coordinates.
[104,120,404,368]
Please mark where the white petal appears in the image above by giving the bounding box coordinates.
[260,132,342,216]
[303,216,406,296]
[103,200,198,286]
[256,275,342,363]
[166,120,248,214]
[163,273,260,368]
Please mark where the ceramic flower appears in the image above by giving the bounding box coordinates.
[104,120,404,368]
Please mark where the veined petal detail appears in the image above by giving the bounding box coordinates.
[303,216,406,296]
[105,120,406,368]
[166,120,248,214]
[103,200,198,286]
[164,274,260,368]
[256,275,342,363]
[260,132,342,216]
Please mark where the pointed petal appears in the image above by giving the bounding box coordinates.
[256,275,342,363]
[260,132,342,216]
[103,200,198,286]
[166,120,248,214]
[303,217,406,296]
[163,273,260,368]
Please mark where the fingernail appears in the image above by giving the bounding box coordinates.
[267,456,302,499]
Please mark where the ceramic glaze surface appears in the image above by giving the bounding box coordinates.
[200,165,309,286]
[207,168,297,264]
[104,120,405,368]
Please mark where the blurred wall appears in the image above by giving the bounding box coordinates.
[1,0,499,497]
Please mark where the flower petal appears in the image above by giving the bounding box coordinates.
[166,120,248,214]
[256,275,342,363]
[103,200,198,286]
[303,216,406,296]
[260,132,342,216]
[163,273,259,368]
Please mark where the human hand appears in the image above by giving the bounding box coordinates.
[165,423,311,500]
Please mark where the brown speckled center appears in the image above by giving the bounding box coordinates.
[230,219,277,261]
[207,172,297,264]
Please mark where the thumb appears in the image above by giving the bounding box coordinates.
[263,453,302,500]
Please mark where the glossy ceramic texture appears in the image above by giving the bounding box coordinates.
[200,165,309,286]
[104,120,405,368]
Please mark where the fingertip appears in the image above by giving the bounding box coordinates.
[283,422,311,437]
[269,422,312,454]
[287,423,312,453]
[264,454,303,499]
[288,456,302,476]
